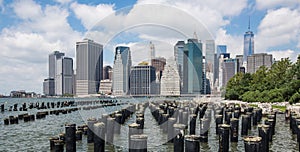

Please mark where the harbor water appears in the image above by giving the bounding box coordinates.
[0,98,298,151]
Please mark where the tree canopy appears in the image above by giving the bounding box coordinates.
[225,55,300,104]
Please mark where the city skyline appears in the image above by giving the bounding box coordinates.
[0,0,299,94]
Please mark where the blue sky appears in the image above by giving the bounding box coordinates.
[0,0,299,94]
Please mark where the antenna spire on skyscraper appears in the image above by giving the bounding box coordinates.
[149,41,155,62]
[193,31,198,40]
[248,16,250,30]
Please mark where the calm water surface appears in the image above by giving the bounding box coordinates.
[0,98,298,151]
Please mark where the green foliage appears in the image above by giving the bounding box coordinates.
[289,92,300,104]
[271,105,286,112]
[225,55,300,104]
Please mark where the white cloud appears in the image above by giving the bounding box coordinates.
[268,49,298,62]
[54,0,73,4]
[256,0,300,10]
[215,28,243,57]
[12,0,42,20]
[0,0,82,94]
[256,7,300,51]
[70,2,115,30]
[114,41,173,66]
[135,0,247,37]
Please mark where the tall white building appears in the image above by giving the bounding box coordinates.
[112,46,132,96]
[55,57,74,95]
[149,41,155,62]
[76,39,103,96]
[160,58,180,96]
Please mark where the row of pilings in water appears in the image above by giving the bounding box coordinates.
[49,103,139,152]
[0,99,118,112]
[2,100,123,125]
[0,101,76,112]
[49,100,286,152]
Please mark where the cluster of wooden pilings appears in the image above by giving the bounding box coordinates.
[0,101,76,112]
[2,100,126,125]
[47,100,283,152]
[49,103,137,152]
[148,100,276,152]
[289,111,300,150]
[3,108,79,125]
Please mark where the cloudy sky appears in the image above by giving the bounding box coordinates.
[0,0,299,94]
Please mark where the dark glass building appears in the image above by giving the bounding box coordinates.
[130,65,156,95]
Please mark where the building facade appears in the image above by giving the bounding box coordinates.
[99,79,112,95]
[182,39,203,94]
[174,41,185,82]
[55,57,74,96]
[130,65,156,96]
[112,46,132,96]
[46,51,64,95]
[43,78,55,96]
[243,28,254,63]
[247,53,273,74]
[76,39,103,96]
[216,45,227,58]
[103,65,112,80]
[49,51,65,79]
[151,57,166,81]
[205,40,215,90]
[220,57,239,88]
[160,58,180,96]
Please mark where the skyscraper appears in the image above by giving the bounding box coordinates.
[46,51,65,95]
[55,57,74,95]
[112,46,132,96]
[182,39,203,94]
[76,39,103,96]
[130,65,156,96]
[151,57,166,81]
[103,65,112,80]
[222,58,239,87]
[174,41,185,81]
[43,78,55,96]
[49,51,65,79]
[247,53,273,74]
[160,58,180,96]
[216,45,227,58]
[205,40,215,89]
[149,41,155,62]
[243,19,254,63]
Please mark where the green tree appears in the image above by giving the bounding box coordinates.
[289,92,300,104]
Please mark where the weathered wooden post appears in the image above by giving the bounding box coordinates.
[230,118,239,142]
[184,135,200,152]
[241,115,249,136]
[87,118,97,143]
[106,117,115,144]
[129,134,148,152]
[167,117,177,142]
[65,124,76,152]
[54,140,64,152]
[215,115,223,134]
[243,136,262,152]
[94,122,106,152]
[258,124,270,152]
[189,114,197,135]
[173,123,186,152]
[219,124,230,152]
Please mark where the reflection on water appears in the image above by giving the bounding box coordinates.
[0,98,298,151]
